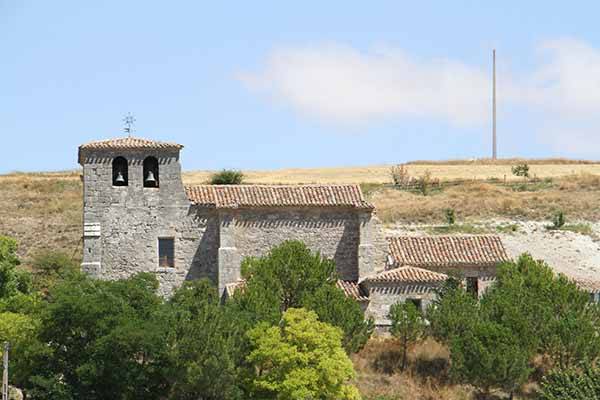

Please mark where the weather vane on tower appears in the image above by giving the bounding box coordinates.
[123,113,135,137]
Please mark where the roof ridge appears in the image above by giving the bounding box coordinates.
[79,136,183,149]
[185,183,362,188]
[185,184,372,209]
[364,265,448,283]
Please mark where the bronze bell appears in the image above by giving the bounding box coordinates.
[115,171,125,184]
[145,170,156,184]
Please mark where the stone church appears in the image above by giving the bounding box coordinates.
[78,136,510,327]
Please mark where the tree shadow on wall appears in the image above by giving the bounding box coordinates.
[334,221,359,281]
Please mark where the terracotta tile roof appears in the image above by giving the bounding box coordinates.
[336,280,369,302]
[224,279,370,302]
[388,235,509,269]
[79,136,183,151]
[224,280,246,298]
[185,184,373,209]
[363,266,448,284]
[572,278,600,293]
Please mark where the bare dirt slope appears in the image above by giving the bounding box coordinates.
[387,219,600,286]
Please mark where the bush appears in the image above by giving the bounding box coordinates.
[539,366,600,400]
[551,210,566,229]
[0,236,32,298]
[31,251,78,289]
[210,169,244,185]
[511,163,530,179]
[390,164,410,187]
[418,170,432,196]
[444,208,456,225]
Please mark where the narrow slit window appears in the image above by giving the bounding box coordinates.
[158,238,174,268]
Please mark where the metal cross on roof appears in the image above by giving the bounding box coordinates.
[123,113,135,137]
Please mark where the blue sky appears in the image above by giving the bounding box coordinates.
[2,1,600,173]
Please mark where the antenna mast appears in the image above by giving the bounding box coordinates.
[492,49,497,160]
[123,113,136,137]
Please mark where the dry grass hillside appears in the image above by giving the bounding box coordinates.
[184,161,600,185]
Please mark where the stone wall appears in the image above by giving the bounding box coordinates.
[80,148,219,296]
[364,283,440,327]
[218,207,361,284]
[80,146,384,296]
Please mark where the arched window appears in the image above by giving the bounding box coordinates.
[112,157,128,186]
[143,156,159,188]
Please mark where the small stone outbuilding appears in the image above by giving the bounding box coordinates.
[360,235,510,327]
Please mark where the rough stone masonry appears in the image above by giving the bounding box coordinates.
[78,136,388,297]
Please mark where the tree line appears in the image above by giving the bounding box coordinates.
[389,253,600,399]
[0,237,368,399]
[1,235,600,399]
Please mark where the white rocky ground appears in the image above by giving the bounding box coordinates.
[386,220,600,287]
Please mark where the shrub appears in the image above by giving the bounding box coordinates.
[418,170,432,196]
[210,169,244,185]
[539,365,600,400]
[390,164,410,187]
[551,210,566,229]
[31,250,78,289]
[511,163,530,179]
[0,236,32,298]
[444,208,456,225]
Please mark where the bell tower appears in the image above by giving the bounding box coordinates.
[78,136,185,278]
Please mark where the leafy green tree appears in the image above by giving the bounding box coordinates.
[30,250,79,290]
[450,320,533,398]
[427,276,479,344]
[389,301,426,371]
[210,169,244,184]
[232,240,372,353]
[0,236,31,298]
[26,272,170,400]
[165,279,242,400]
[303,283,373,353]
[539,365,600,400]
[482,254,600,368]
[246,308,360,400]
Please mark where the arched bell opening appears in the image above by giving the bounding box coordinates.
[112,156,128,187]
[143,156,159,188]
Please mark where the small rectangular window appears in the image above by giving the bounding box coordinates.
[158,238,175,268]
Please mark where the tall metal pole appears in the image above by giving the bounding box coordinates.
[492,49,497,160]
[2,342,8,400]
